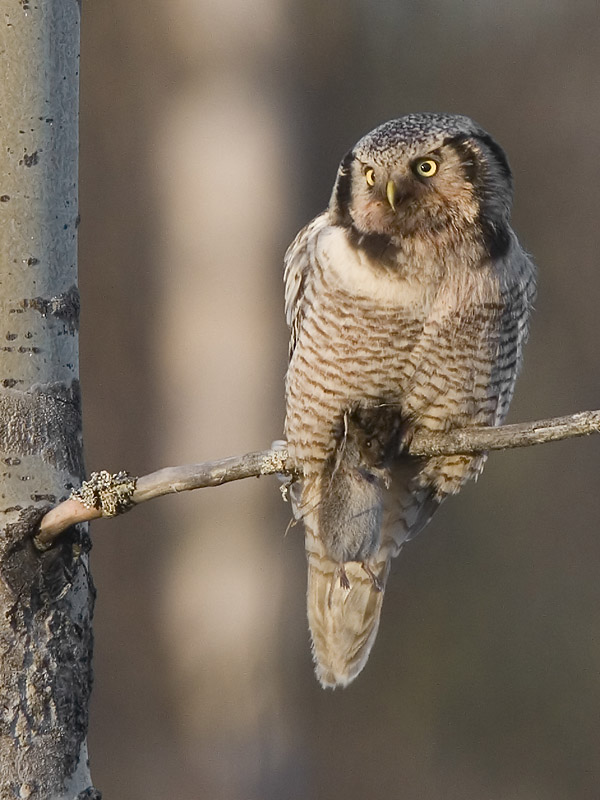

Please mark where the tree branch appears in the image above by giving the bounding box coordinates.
[34,409,600,549]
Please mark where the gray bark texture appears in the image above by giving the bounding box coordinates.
[0,3,99,798]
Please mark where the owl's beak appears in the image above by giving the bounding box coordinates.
[386,180,397,211]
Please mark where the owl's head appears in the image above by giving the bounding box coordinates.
[329,113,513,258]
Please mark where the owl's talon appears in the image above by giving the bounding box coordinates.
[398,423,414,454]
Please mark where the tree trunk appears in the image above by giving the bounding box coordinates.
[0,3,98,798]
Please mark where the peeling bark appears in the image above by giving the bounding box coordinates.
[0,2,99,798]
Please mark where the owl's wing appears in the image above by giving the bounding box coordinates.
[393,241,536,499]
[493,247,537,425]
[284,212,328,360]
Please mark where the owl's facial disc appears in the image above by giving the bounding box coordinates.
[348,161,432,237]
[383,158,439,212]
[345,143,487,242]
[329,115,513,253]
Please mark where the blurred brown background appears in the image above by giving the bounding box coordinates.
[79,2,600,798]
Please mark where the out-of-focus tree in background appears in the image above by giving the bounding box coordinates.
[80,2,600,798]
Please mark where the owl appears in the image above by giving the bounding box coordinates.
[283,113,536,689]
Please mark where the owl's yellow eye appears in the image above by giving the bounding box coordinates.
[413,158,438,178]
[365,168,376,187]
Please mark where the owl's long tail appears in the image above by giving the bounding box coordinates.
[300,460,441,689]
[305,519,389,689]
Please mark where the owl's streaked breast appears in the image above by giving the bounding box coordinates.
[285,226,429,469]
[284,220,511,472]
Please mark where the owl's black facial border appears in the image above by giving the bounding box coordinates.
[474,133,512,181]
[442,132,512,186]
[330,149,355,226]
[442,135,479,184]
[347,226,397,267]
[472,133,513,260]
[443,132,512,260]
[479,219,511,260]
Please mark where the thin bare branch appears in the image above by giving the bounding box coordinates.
[35,449,291,548]
[408,409,600,455]
[34,409,600,550]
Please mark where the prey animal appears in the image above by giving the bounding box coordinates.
[283,113,536,688]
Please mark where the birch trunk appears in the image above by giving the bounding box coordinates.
[0,3,98,798]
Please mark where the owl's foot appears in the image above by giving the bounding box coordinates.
[361,562,383,592]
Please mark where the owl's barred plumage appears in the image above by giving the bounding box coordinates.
[283,113,536,688]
